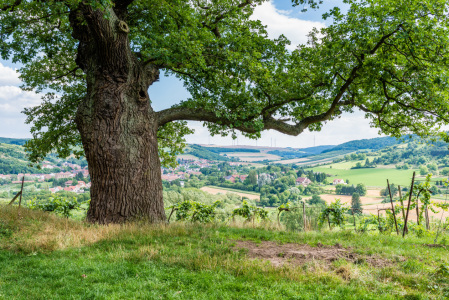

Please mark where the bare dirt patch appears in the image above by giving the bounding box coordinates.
[233,240,394,268]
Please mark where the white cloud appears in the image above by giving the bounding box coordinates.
[0,86,41,115]
[0,62,21,86]
[251,0,325,50]
[0,78,41,138]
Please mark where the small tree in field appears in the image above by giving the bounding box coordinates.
[2,0,449,223]
[351,192,362,213]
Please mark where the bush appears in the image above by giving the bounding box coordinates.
[232,201,268,222]
[26,196,81,218]
[307,195,326,206]
[169,200,220,223]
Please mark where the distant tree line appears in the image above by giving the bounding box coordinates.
[335,184,367,196]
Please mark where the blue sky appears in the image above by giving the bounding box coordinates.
[0,0,383,147]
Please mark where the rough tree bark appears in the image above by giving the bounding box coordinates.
[73,6,165,224]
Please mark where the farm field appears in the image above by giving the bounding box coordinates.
[320,187,449,222]
[221,151,281,162]
[200,186,260,200]
[320,192,383,206]
[296,157,336,167]
[308,165,420,187]
[1,206,448,299]
[272,157,309,164]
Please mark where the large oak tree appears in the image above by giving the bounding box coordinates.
[1,0,449,223]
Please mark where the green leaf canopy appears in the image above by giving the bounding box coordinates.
[1,0,449,164]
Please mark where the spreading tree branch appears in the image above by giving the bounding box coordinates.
[0,0,21,11]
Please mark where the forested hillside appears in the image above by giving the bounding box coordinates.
[0,142,88,174]
[0,137,28,146]
[0,143,45,174]
[323,136,401,153]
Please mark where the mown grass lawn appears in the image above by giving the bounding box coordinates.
[0,205,448,299]
[308,166,421,187]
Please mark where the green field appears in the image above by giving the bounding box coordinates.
[1,205,448,299]
[308,164,420,187]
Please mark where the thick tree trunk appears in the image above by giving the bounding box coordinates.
[76,70,165,224]
[71,6,166,224]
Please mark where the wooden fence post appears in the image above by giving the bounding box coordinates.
[387,179,399,235]
[398,185,407,233]
[403,172,415,237]
[302,202,306,232]
[18,176,24,209]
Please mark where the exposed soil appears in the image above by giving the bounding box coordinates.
[233,240,396,268]
[423,244,448,249]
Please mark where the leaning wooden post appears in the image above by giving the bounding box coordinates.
[302,202,306,231]
[387,179,399,235]
[8,191,21,206]
[398,185,407,233]
[403,172,415,237]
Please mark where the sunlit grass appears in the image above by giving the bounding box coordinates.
[0,205,448,299]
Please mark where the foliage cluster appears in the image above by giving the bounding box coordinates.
[318,199,349,229]
[26,196,82,218]
[232,201,268,222]
[168,200,220,223]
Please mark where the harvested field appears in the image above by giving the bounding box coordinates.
[222,152,281,162]
[272,158,309,164]
[233,240,394,268]
[296,158,335,166]
[319,193,383,206]
[200,186,260,200]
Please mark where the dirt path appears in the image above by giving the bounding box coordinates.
[233,240,393,270]
[200,186,260,200]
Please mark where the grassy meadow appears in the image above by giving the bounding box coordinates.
[1,205,448,299]
[308,160,420,187]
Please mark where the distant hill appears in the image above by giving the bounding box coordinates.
[322,136,401,153]
[0,137,29,146]
[0,143,45,174]
[267,145,335,159]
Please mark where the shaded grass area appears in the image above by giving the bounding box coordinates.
[0,206,448,299]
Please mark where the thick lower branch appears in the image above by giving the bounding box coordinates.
[156,106,341,136]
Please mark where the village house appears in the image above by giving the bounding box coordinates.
[296,177,312,187]
[333,179,346,185]
[161,174,181,182]
[224,174,249,183]
[42,163,55,169]
[55,172,74,180]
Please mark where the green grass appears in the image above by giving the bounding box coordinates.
[0,206,448,299]
[310,165,420,187]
